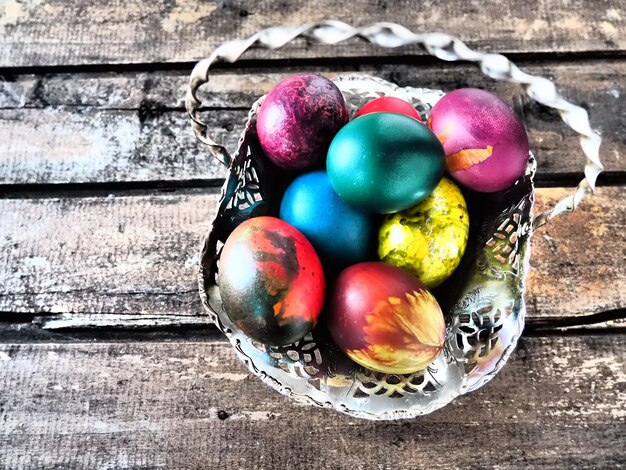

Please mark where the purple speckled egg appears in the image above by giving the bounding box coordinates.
[256,74,349,171]
[427,88,529,193]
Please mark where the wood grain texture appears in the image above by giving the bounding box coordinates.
[1,187,624,325]
[0,108,233,184]
[529,187,626,321]
[0,335,624,469]
[0,194,211,317]
[0,2,623,466]
[0,0,624,68]
[0,60,624,185]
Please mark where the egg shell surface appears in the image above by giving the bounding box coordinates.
[256,74,349,170]
[427,88,529,192]
[327,112,445,214]
[219,216,325,346]
[354,96,422,121]
[378,177,469,288]
[326,262,445,374]
[280,170,373,269]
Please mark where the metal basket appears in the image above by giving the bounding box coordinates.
[185,22,603,420]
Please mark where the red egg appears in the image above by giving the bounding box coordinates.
[427,88,529,193]
[256,74,349,170]
[219,217,325,346]
[354,96,422,121]
[326,262,445,374]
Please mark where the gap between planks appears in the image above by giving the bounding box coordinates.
[2,49,626,77]
[0,312,624,345]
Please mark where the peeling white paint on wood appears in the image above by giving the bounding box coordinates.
[606,8,622,20]
[38,314,215,329]
[600,21,619,39]
[0,0,23,29]
[209,371,249,382]
[22,256,49,268]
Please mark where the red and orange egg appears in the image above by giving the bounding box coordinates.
[326,262,446,374]
[219,216,325,346]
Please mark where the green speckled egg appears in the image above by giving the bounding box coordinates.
[327,112,445,214]
[378,177,469,288]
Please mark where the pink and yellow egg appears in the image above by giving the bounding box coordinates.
[427,88,529,193]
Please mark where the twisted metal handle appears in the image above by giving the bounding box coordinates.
[185,20,603,230]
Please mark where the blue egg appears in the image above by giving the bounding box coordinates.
[280,170,373,268]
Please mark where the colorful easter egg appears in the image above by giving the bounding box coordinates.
[219,216,325,346]
[378,177,469,288]
[327,112,445,214]
[354,96,422,121]
[326,262,445,374]
[280,170,373,269]
[427,88,529,192]
[256,74,349,170]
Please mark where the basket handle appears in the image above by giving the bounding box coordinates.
[185,21,603,231]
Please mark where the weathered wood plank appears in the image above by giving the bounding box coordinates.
[0,0,624,68]
[529,187,626,321]
[0,60,624,185]
[0,108,234,184]
[3,61,623,110]
[0,335,624,469]
[0,194,211,316]
[1,187,624,324]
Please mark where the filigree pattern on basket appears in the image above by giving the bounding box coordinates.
[196,74,535,419]
[353,366,441,399]
[190,22,604,420]
[337,75,444,119]
[479,197,532,278]
[225,99,266,215]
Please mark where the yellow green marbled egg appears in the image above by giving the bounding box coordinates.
[378,177,469,288]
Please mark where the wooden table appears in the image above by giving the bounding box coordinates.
[1,2,625,468]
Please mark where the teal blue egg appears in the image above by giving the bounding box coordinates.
[326,112,445,214]
[280,170,373,269]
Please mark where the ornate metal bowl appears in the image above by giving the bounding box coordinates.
[186,22,603,420]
